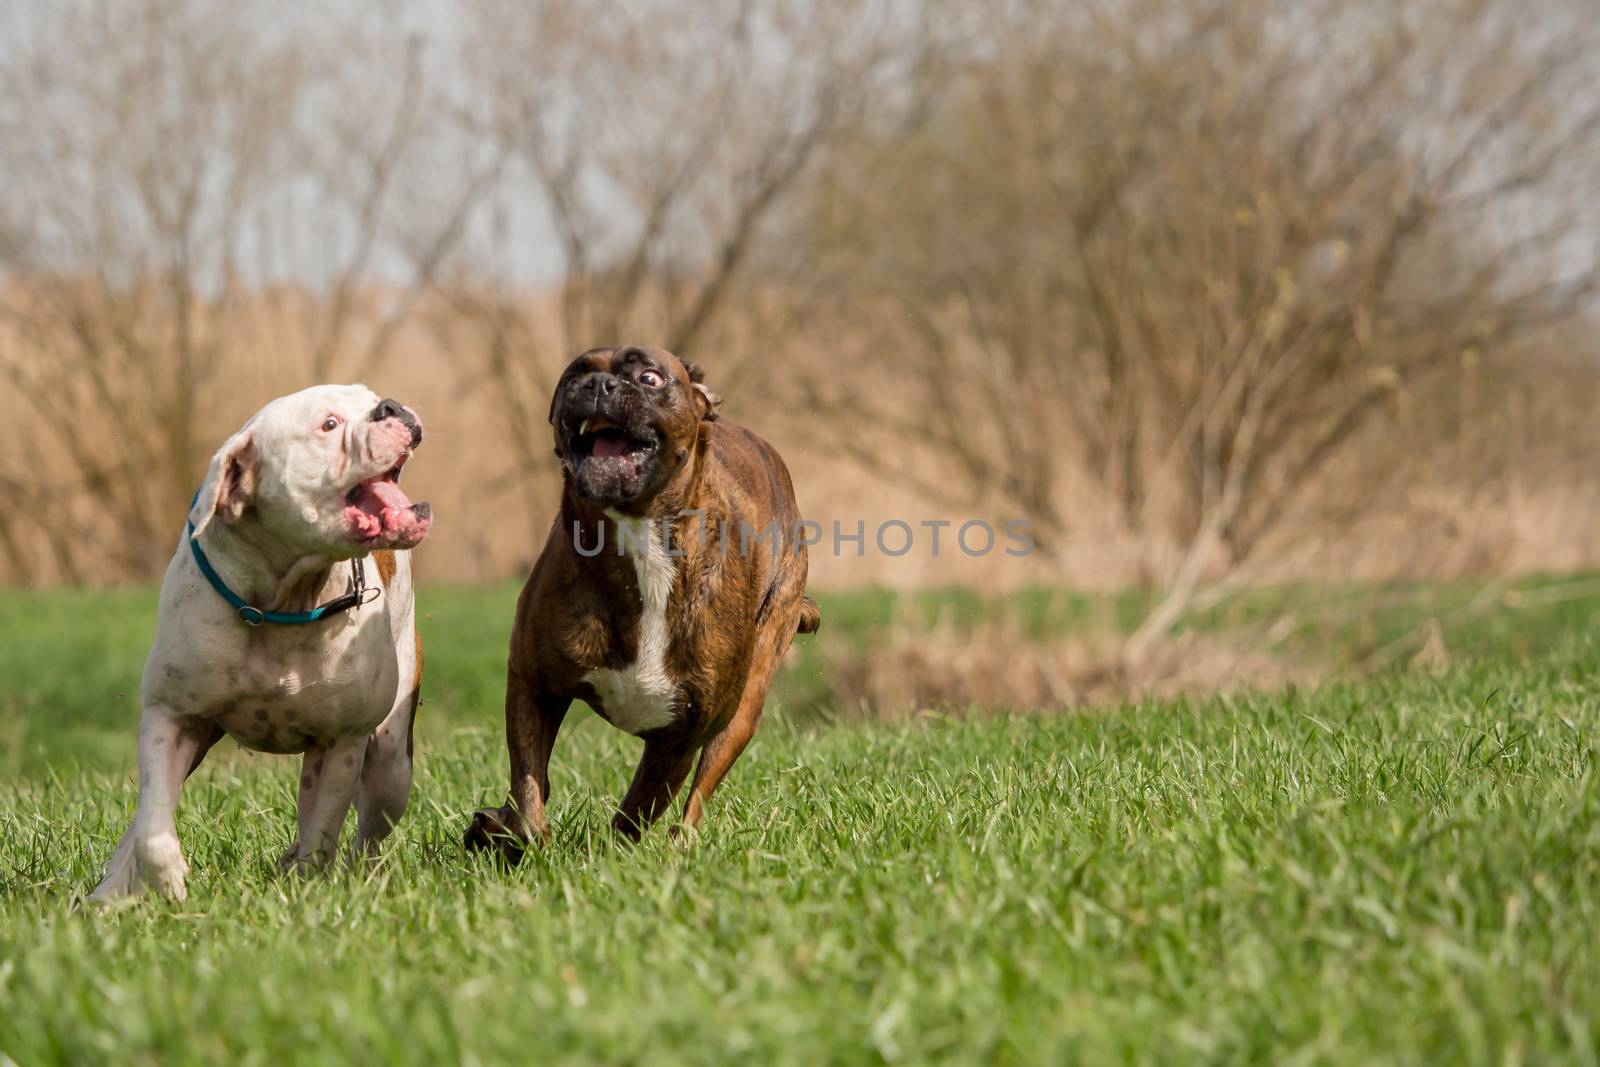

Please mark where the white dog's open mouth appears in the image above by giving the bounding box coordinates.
[342,454,432,548]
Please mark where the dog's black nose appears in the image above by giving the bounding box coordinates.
[581,373,620,400]
[370,398,423,446]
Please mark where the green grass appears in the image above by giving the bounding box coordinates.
[2,582,1600,1063]
[9,575,1599,781]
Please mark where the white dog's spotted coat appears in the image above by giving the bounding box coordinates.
[583,513,680,735]
[89,384,426,903]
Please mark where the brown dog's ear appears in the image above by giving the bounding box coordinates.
[685,362,721,422]
[189,429,257,538]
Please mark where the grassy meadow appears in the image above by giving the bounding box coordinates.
[2,579,1599,1063]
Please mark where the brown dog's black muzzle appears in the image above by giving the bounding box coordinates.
[560,373,649,434]
[578,372,620,402]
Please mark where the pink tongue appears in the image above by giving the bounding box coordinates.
[591,434,629,459]
[367,478,413,512]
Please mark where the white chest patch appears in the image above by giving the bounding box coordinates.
[583,515,680,735]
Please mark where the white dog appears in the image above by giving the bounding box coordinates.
[89,384,433,902]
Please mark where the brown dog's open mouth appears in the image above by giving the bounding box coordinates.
[570,417,657,461]
[343,452,432,546]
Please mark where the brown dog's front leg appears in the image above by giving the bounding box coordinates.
[612,740,696,842]
[465,670,568,863]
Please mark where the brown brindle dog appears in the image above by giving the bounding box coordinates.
[464,345,819,856]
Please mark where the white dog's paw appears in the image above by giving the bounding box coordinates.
[86,876,136,906]
[132,832,190,902]
[88,841,138,904]
[84,886,144,910]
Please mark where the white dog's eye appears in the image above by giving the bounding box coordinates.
[321,416,340,432]
[639,370,662,387]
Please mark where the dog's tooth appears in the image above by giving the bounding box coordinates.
[579,418,592,435]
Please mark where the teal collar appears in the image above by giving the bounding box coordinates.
[187,490,370,626]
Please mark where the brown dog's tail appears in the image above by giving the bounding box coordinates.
[797,595,821,635]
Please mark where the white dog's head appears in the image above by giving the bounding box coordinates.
[189,384,433,555]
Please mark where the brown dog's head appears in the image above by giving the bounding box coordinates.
[548,345,720,508]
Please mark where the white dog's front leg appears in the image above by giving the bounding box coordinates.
[89,706,213,903]
[279,734,368,871]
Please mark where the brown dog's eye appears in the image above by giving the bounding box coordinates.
[321,416,340,432]
[638,370,663,388]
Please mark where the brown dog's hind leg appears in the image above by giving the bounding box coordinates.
[680,619,797,834]
[464,670,568,863]
[612,741,696,842]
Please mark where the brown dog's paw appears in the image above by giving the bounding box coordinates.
[277,840,337,877]
[464,807,529,864]
[609,812,646,844]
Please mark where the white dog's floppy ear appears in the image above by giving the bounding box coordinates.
[685,362,721,422]
[189,430,258,538]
